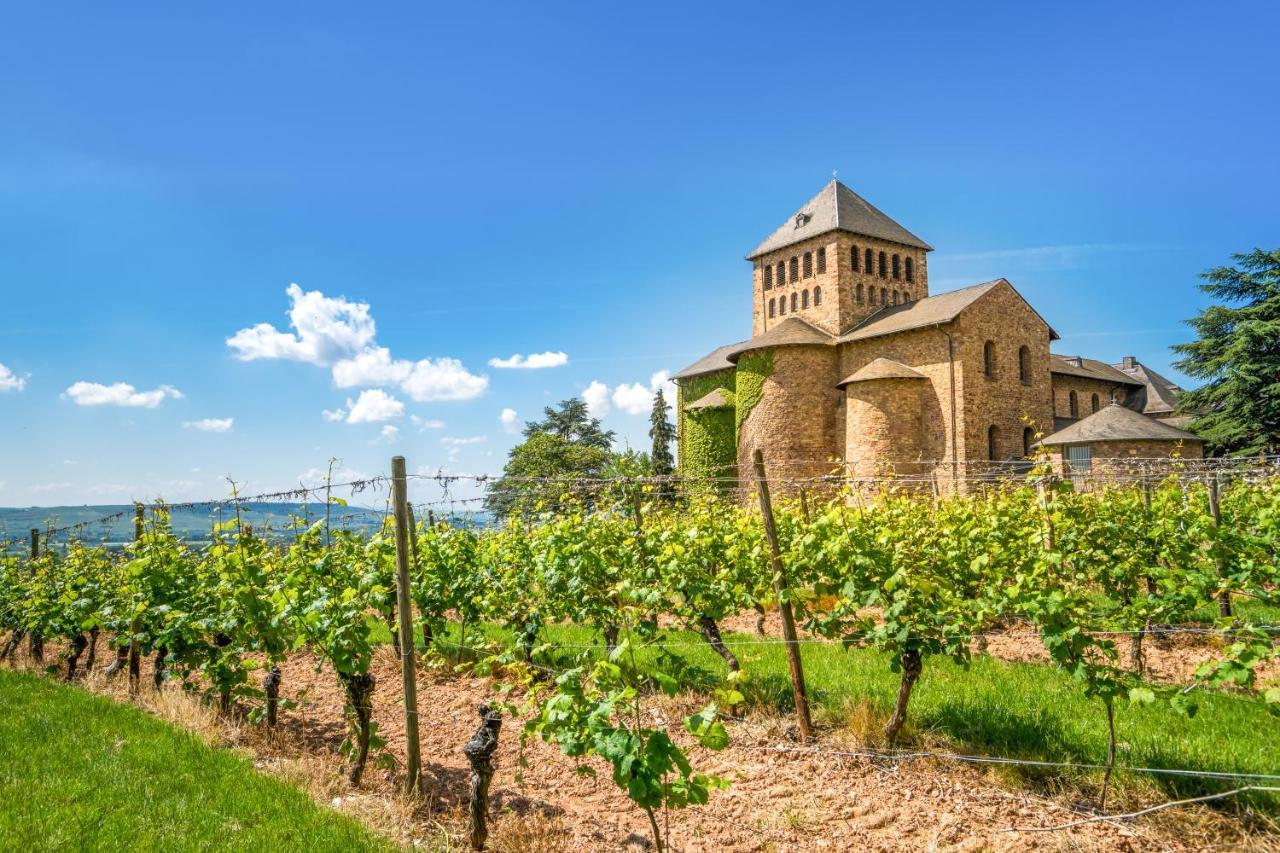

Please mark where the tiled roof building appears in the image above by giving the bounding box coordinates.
[674,181,1201,488]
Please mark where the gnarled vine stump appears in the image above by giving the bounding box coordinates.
[463,704,502,850]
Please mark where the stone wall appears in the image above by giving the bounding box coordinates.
[843,378,927,476]
[1050,375,1131,420]
[1049,438,1205,480]
[950,283,1055,467]
[752,233,929,337]
[737,344,841,488]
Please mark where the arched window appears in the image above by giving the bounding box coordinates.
[902,290,911,303]
[779,295,786,315]
[1018,346,1031,383]
[880,287,887,305]
[790,293,798,312]
[789,257,799,282]
[814,286,822,305]
[864,248,874,275]
[801,289,809,309]
[768,298,776,317]
[987,425,999,460]
[777,261,785,285]
[1023,426,1035,458]
[856,283,864,304]
[905,257,914,282]
[878,251,887,278]
[764,266,772,289]
[851,246,859,272]
[1069,390,1079,419]
[983,341,996,377]
[892,254,901,280]
[803,252,813,278]
[1091,393,1100,413]
[892,290,900,305]
[816,247,826,274]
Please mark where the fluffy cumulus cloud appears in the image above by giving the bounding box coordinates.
[500,407,519,434]
[64,381,182,408]
[183,417,233,433]
[488,351,569,369]
[227,283,375,365]
[229,283,488,402]
[344,389,405,424]
[441,435,485,462]
[411,415,445,431]
[0,362,27,392]
[372,424,399,445]
[584,371,677,418]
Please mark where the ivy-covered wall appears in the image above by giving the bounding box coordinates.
[734,350,774,433]
[676,368,736,482]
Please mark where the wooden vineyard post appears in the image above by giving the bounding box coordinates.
[28,529,43,663]
[1206,472,1232,618]
[391,456,423,796]
[127,504,145,696]
[463,705,502,850]
[752,449,812,741]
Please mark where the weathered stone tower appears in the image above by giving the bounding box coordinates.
[747,180,933,337]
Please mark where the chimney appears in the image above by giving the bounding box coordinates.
[1122,356,1136,370]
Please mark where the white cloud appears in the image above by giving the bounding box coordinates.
[0,363,27,392]
[30,482,73,494]
[227,283,375,365]
[612,382,653,416]
[411,415,446,431]
[64,381,183,408]
[488,351,569,369]
[401,358,488,401]
[298,465,370,489]
[183,417,234,433]
[587,371,676,418]
[231,284,488,402]
[441,435,486,462]
[322,408,347,422]
[500,407,519,434]
[371,424,399,445]
[344,389,405,424]
[583,380,611,417]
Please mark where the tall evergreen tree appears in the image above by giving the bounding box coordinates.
[523,398,614,449]
[1172,248,1280,455]
[649,388,676,500]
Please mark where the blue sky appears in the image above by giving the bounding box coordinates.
[1,2,1277,508]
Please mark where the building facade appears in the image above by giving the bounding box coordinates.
[673,180,1198,489]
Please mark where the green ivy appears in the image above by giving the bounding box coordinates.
[676,369,735,480]
[733,350,773,433]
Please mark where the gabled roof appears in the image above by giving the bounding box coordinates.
[1038,403,1202,446]
[836,358,927,386]
[683,388,733,411]
[1115,359,1184,415]
[1050,355,1143,386]
[671,340,747,381]
[726,317,834,363]
[747,180,932,259]
[837,279,1059,343]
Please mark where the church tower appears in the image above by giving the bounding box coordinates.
[746,180,932,336]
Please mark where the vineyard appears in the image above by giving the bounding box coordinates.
[2,457,1279,850]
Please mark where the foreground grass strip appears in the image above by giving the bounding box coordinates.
[0,668,391,852]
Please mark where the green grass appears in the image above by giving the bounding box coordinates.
[403,618,1280,808]
[0,668,393,852]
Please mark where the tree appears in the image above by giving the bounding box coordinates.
[487,399,617,519]
[523,398,614,450]
[1172,249,1280,455]
[649,389,676,501]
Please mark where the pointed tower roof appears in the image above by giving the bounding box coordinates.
[836,358,927,387]
[747,180,932,259]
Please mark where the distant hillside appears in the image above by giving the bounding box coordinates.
[0,503,489,547]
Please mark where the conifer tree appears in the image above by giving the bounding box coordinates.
[649,388,676,500]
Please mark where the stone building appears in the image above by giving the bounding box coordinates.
[673,180,1196,489]
[1038,403,1203,480]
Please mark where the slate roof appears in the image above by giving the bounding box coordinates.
[671,341,747,381]
[683,388,733,411]
[1115,359,1184,415]
[726,317,834,363]
[836,279,1060,342]
[836,358,927,386]
[1050,355,1143,386]
[1038,403,1202,446]
[747,180,932,259]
